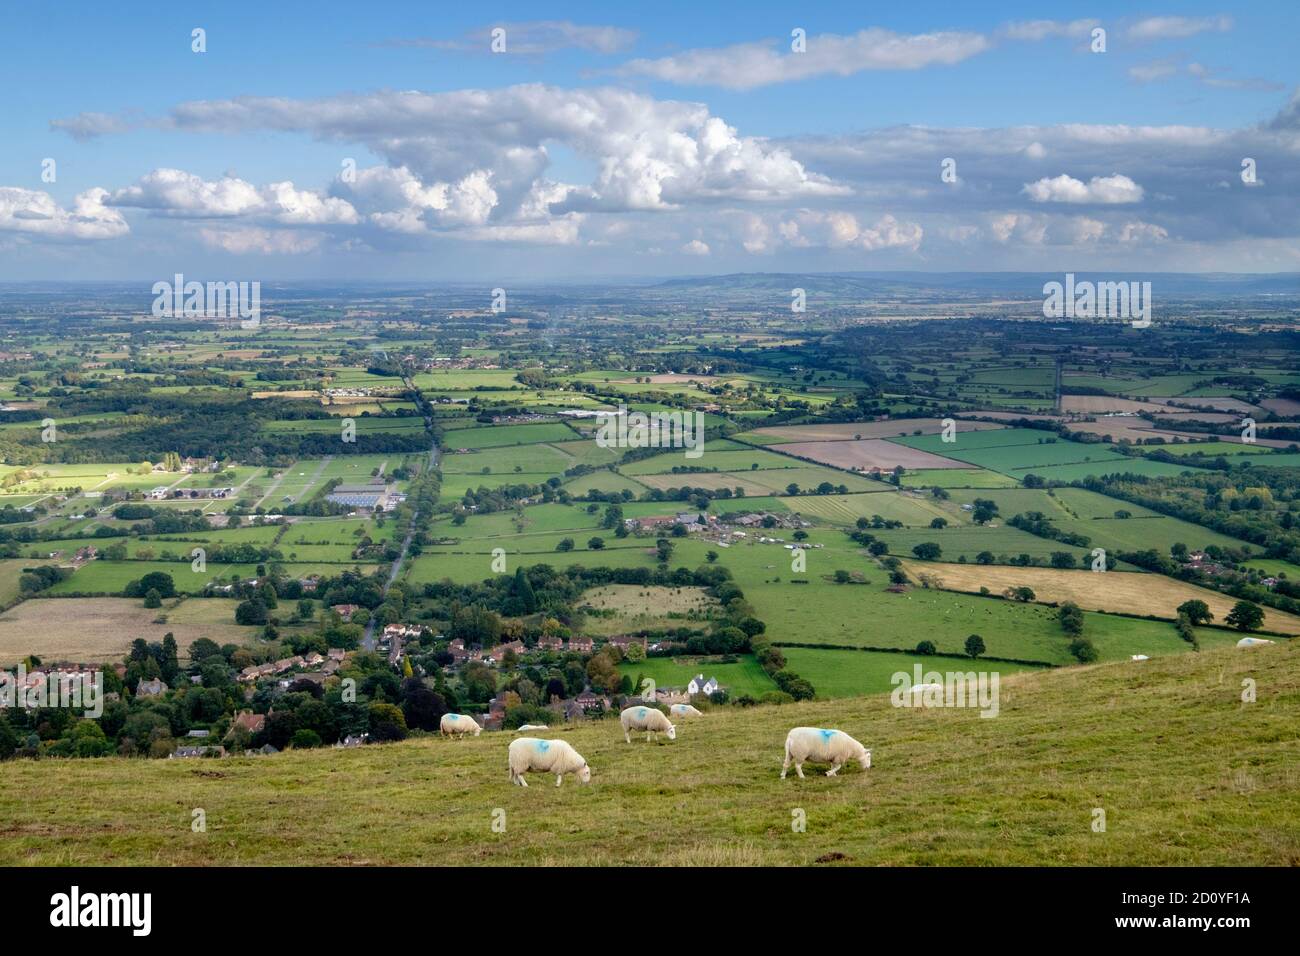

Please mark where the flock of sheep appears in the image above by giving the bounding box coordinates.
[438,707,872,788]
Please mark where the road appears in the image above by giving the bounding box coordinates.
[363,375,439,652]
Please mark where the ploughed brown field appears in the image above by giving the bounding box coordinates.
[778,439,969,471]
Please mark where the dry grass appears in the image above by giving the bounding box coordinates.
[899,560,1300,636]
[0,597,260,665]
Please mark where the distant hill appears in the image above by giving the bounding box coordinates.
[3,640,1295,865]
[654,271,1300,298]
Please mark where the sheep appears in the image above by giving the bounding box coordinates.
[439,713,482,738]
[516,723,549,732]
[781,727,871,779]
[620,705,676,743]
[669,703,703,719]
[508,737,591,787]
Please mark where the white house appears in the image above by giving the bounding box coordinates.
[687,673,720,696]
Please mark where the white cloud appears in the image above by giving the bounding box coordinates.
[780,210,922,251]
[681,239,710,256]
[0,187,128,240]
[1117,221,1169,243]
[199,227,325,254]
[1022,173,1144,204]
[110,169,357,224]
[1000,19,1098,41]
[617,28,990,90]
[385,21,637,55]
[1126,15,1233,42]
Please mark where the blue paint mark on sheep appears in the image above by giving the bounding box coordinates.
[819,729,836,743]
[535,740,550,753]
[637,708,647,718]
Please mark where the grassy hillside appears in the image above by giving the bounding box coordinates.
[2,641,1297,866]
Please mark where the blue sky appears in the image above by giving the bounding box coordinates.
[1,1,1296,279]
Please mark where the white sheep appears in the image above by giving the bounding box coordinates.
[620,705,677,743]
[669,703,703,719]
[516,723,549,732]
[781,727,871,779]
[439,713,482,738]
[508,737,591,787]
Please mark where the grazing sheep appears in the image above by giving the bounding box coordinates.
[620,705,677,743]
[1237,637,1274,648]
[669,703,703,719]
[516,723,549,732]
[440,713,482,738]
[781,727,871,779]
[508,737,591,787]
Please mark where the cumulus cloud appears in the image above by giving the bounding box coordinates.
[1117,221,1169,243]
[680,239,710,256]
[779,210,922,251]
[1126,15,1233,42]
[1022,173,1144,204]
[110,168,358,224]
[616,28,990,90]
[0,187,128,240]
[89,86,849,216]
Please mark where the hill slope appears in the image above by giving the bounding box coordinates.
[2,641,1298,866]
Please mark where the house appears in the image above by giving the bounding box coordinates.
[686,674,720,696]
[303,652,325,667]
[135,678,168,698]
[607,635,647,651]
[327,648,346,661]
[330,604,360,621]
[383,624,422,640]
[537,635,564,651]
[169,746,226,759]
[227,711,266,737]
[495,639,525,657]
[185,729,211,739]
[575,690,607,711]
[568,636,594,653]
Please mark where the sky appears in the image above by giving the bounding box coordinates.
[0,0,1297,281]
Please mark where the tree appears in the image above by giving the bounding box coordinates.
[587,536,605,550]
[143,588,162,609]
[556,537,574,552]
[916,640,937,655]
[964,634,985,659]
[1068,637,1099,663]
[1050,551,1077,569]
[290,728,323,749]
[1225,601,1264,632]
[975,550,995,565]
[912,542,942,561]
[929,517,948,529]
[1176,599,1213,626]
[512,567,539,614]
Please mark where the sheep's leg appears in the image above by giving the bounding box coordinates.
[827,761,841,777]
[781,751,791,779]
[518,774,529,787]
[624,729,631,743]
[796,761,805,779]
[555,773,563,788]
[646,731,653,742]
